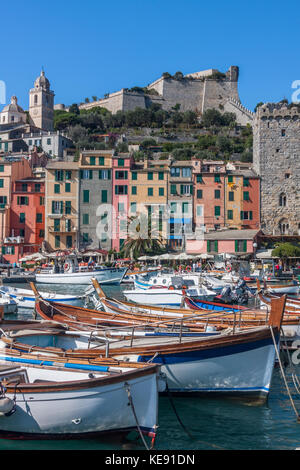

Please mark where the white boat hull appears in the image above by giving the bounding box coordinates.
[36,268,127,285]
[123,289,184,306]
[0,287,84,309]
[115,333,277,399]
[0,364,159,438]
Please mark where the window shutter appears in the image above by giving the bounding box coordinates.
[207,240,211,253]
[243,240,247,252]
[235,240,238,252]
[214,241,218,252]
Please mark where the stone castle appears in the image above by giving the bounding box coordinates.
[253,102,300,236]
[56,65,254,126]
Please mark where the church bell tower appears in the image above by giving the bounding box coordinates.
[29,70,55,131]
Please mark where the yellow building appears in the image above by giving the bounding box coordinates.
[45,161,79,250]
[129,160,169,242]
[225,174,243,229]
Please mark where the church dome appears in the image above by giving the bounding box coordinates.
[34,70,50,90]
[2,96,25,114]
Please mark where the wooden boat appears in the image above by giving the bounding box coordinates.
[257,280,300,314]
[262,279,299,295]
[184,297,248,313]
[0,350,161,440]
[0,286,86,309]
[92,280,300,327]
[123,285,216,306]
[9,294,288,402]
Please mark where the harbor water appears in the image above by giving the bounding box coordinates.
[1,282,300,450]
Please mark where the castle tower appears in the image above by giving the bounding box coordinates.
[253,102,300,235]
[29,70,54,131]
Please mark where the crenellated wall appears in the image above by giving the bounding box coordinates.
[77,66,253,125]
[253,103,300,235]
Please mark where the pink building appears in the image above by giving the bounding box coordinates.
[111,153,133,252]
[186,229,262,256]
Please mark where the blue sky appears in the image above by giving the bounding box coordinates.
[1,0,300,112]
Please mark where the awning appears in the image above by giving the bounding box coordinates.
[255,249,274,259]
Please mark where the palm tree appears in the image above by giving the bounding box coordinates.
[120,214,165,260]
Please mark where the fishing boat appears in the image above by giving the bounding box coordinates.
[0,354,161,440]
[184,297,248,313]
[123,285,216,306]
[122,268,161,284]
[0,293,18,315]
[35,256,128,285]
[0,286,87,309]
[263,279,299,295]
[134,273,202,290]
[23,294,287,402]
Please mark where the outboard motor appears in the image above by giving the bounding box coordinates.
[218,280,249,305]
[231,279,249,304]
[219,286,233,303]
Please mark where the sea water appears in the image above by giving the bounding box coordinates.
[1,282,300,450]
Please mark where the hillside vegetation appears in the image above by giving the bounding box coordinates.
[54,104,253,162]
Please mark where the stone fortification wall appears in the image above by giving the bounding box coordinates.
[253,102,300,235]
[77,65,253,125]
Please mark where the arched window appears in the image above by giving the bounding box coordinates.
[34,95,38,105]
[279,193,286,207]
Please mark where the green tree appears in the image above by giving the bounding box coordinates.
[254,102,264,113]
[173,71,184,81]
[69,103,80,115]
[272,243,300,271]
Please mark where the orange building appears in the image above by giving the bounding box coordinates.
[0,157,33,262]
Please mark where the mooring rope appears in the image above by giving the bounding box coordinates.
[124,382,150,451]
[279,328,300,397]
[270,326,300,422]
[165,382,194,440]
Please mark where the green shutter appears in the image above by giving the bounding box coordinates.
[207,240,211,253]
[214,241,218,253]
[83,190,90,203]
[101,190,107,203]
[235,240,238,252]
[243,240,247,252]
